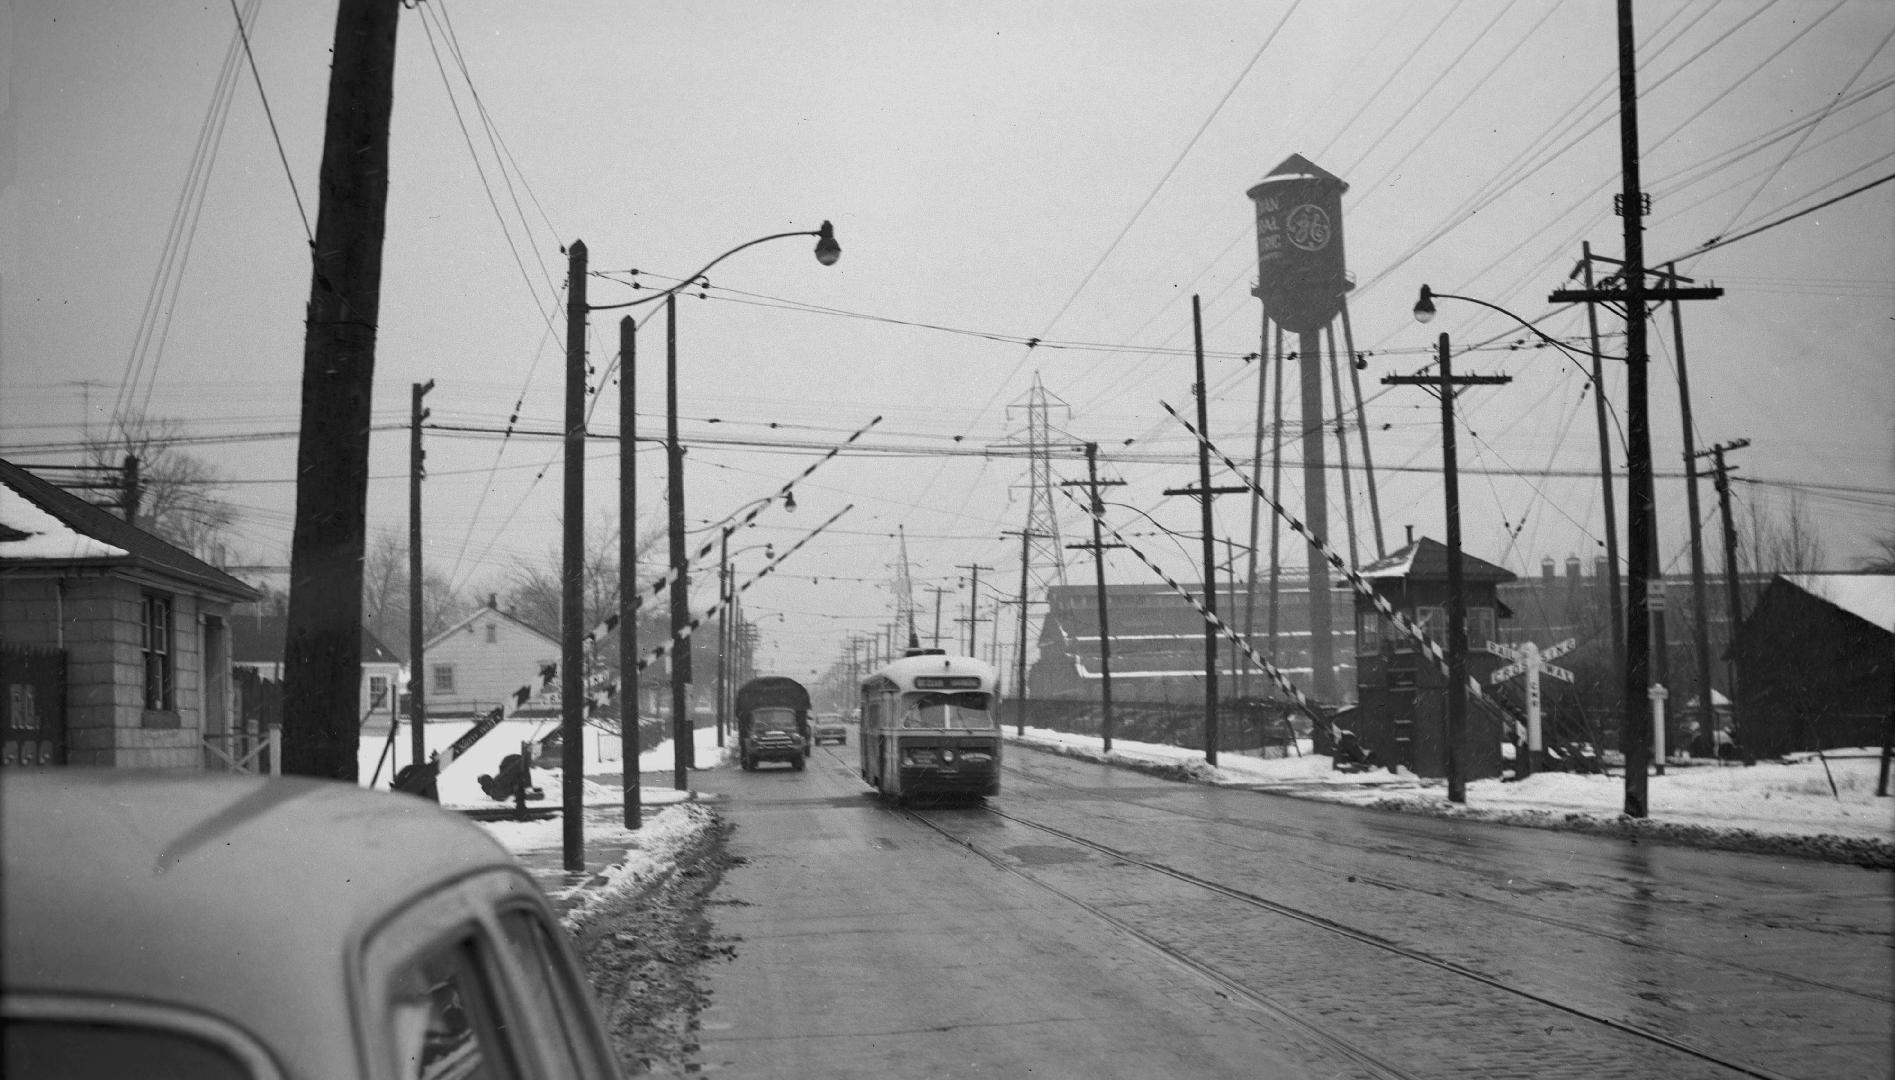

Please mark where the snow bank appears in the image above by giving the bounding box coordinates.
[1007,728,1894,868]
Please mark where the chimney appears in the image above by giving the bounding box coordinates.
[488,593,498,609]
[1595,556,1609,580]
[1541,557,1556,582]
[1404,524,1415,547]
[1566,555,1582,583]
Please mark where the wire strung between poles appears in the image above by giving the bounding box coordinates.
[1159,401,1519,733]
[1060,488,1339,740]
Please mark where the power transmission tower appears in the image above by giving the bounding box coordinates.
[892,526,919,642]
[1003,374,1071,593]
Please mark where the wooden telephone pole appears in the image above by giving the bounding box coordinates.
[282,0,402,779]
[1062,443,1125,752]
[1385,336,1510,804]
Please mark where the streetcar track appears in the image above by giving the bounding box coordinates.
[999,752,1892,1005]
[895,793,1795,1080]
[885,800,1424,1080]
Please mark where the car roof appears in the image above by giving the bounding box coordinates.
[2,770,534,1069]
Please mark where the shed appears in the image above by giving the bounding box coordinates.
[1728,572,1893,758]
[1347,537,1516,779]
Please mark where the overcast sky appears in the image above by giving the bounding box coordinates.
[4,0,1891,682]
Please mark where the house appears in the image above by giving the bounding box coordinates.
[1728,572,1894,759]
[228,608,405,732]
[0,456,258,768]
[420,596,561,721]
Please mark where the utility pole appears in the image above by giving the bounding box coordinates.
[1546,0,1722,815]
[408,379,433,778]
[1164,295,1247,766]
[957,563,994,655]
[1062,443,1126,753]
[666,295,693,786]
[121,455,141,525]
[924,585,952,648]
[619,316,640,829]
[1668,262,1715,761]
[1003,529,1049,734]
[1578,242,1625,705]
[561,240,587,870]
[282,0,401,781]
[1698,438,1750,762]
[1385,334,1510,804]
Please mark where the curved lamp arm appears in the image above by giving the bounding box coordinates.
[589,222,838,312]
[1414,284,1622,362]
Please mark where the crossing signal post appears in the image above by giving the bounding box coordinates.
[1486,638,1577,778]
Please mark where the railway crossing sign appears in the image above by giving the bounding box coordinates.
[1486,638,1576,773]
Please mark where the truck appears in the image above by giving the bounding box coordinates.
[735,675,812,771]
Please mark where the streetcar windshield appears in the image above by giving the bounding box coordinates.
[752,706,798,732]
[900,691,993,729]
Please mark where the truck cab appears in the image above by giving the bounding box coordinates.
[735,675,812,772]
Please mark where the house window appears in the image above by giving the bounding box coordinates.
[433,665,457,694]
[142,593,174,711]
[369,675,390,707]
[485,624,498,644]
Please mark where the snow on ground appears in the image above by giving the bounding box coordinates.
[1007,727,1894,867]
[358,719,733,918]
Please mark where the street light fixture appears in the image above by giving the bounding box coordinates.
[719,534,777,746]
[1386,287,1513,803]
[559,221,838,869]
[585,223,836,791]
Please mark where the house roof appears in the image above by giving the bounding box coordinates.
[228,611,402,667]
[1352,537,1518,585]
[0,457,256,602]
[1780,572,1895,634]
[423,600,558,651]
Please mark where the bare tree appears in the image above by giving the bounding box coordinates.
[84,413,239,559]
[361,527,469,657]
[1857,534,1895,573]
[1743,491,1828,606]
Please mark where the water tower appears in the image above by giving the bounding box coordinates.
[1247,154,1382,706]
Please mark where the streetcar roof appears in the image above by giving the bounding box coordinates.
[863,653,997,691]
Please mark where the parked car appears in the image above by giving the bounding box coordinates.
[1,769,623,1079]
[812,712,849,746]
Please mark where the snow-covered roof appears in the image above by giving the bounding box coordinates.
[0,475,129,560]
[1783,573,1895,634]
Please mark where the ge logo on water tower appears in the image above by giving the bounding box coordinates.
[1285,204,1332,251]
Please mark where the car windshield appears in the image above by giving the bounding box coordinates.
[753,706,798,733]
[900,691,993,729]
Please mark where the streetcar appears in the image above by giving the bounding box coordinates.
[858,648,1000,801]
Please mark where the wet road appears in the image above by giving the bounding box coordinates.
[690,740,1893,1079]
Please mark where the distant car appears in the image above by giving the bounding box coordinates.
[2,770,624,1079]
[812,713,849,745]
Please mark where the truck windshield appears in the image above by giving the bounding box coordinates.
[753,706,798,732]
[900,691,993,729]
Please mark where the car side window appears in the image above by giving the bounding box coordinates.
[390,937,520,1080]
[494,910,613,1076]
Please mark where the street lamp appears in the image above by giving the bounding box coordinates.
[581,222,838,792]
[719,535,777,746]
[1386,287,1513,803]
